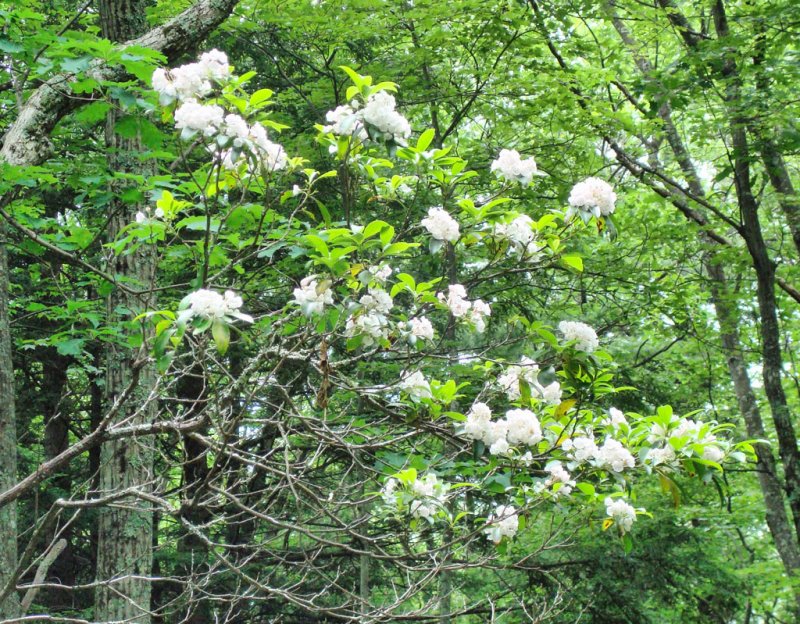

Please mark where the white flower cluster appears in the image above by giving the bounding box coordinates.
[405,316,435,342]
[361,91,412,143]
[558,321,599,353]
[382,473,449,521]
[369,264,393,283]
[597,438,636,472]
[490,149,540,186]
[460,402,542,456]
[566,177,617,220]
[421,207,460,243]
[345,288,393,347]
[175,100,224,137]
[539,461,575,496]
[151,49,231,104]
[494,214,543,259]
[399,371,432,401]
[437,285,491,333]
[292,276,334,316]
[154,51,288,172]
[603,407,628,429]
[605,497,637,533]
[183,289,253,323]
[646,414,726,466]
[497,357,562,405]
[217,118,288,172]
[485,504,519,543]
[323,90,411,144]
[562,434,635,473]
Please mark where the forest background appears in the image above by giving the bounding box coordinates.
[0,0,799,622]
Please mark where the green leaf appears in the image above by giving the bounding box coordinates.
[212,319,230,355]
[55,338,84,356]
[561,254,583,272]
[416,128,436,151]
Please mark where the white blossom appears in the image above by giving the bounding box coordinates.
[174,100,224,137]
[604,407,628,428]
[489,437,510,456]
[562,435,598,464]
[605,497,637,533]
[292,276,334,316]
[361,91,412,143]
[409,316,435,341]
[558,320,599,353]
[495,214,542,258]
[647,446,676,466]
[597,438,635,472]
[409,473,449,520]
[399,371,432,400]
[222,114,250,144]
[485,505,519,543]
[463,402,492,441]
[545,461,575,496]
[248,123,288,171]
[438,284,471,318]
[504,409,543,446]
[497,357,540,401]
[198,49,231,82]
[345,310,389,347]
[372,264,393,283]
[184,289,252,323]
[421,207,460,243]
[702,445,725,463]
[468,299,491,333]
[490,149,540,186]
[540,381,562,406]
[567,177,617,220]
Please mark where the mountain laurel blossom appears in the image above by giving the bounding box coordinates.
[496,357,540,401]
[566,177,617,220]
[183,289,253,323]
[399,371,433,401]
[490,149,540,186]
[558,320,599,353]
[505,409,543,446]
[292,277,334,316]
[485,505,520,543]
[408,317,435,341]
[494,214,543,258]
[421,207,460,243]
[151,49,231,104]
[174,100,224,138]
[605,497,637,533]
[597,438,636,472]
[322,90,411,144]
[438,284,471,317]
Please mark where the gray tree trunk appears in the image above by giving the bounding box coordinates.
[0,240,20,620]
[93,1,156,622]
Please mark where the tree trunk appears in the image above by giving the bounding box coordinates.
[0,240,20,619]
[93,1,156,622]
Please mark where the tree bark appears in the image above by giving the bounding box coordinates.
[0,238,20,620]
[93,1,156,622]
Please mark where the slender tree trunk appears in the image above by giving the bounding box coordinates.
[710,0,800,547]
[94,1,156,622]
[176,364,211,624]
[0,240,20,619]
